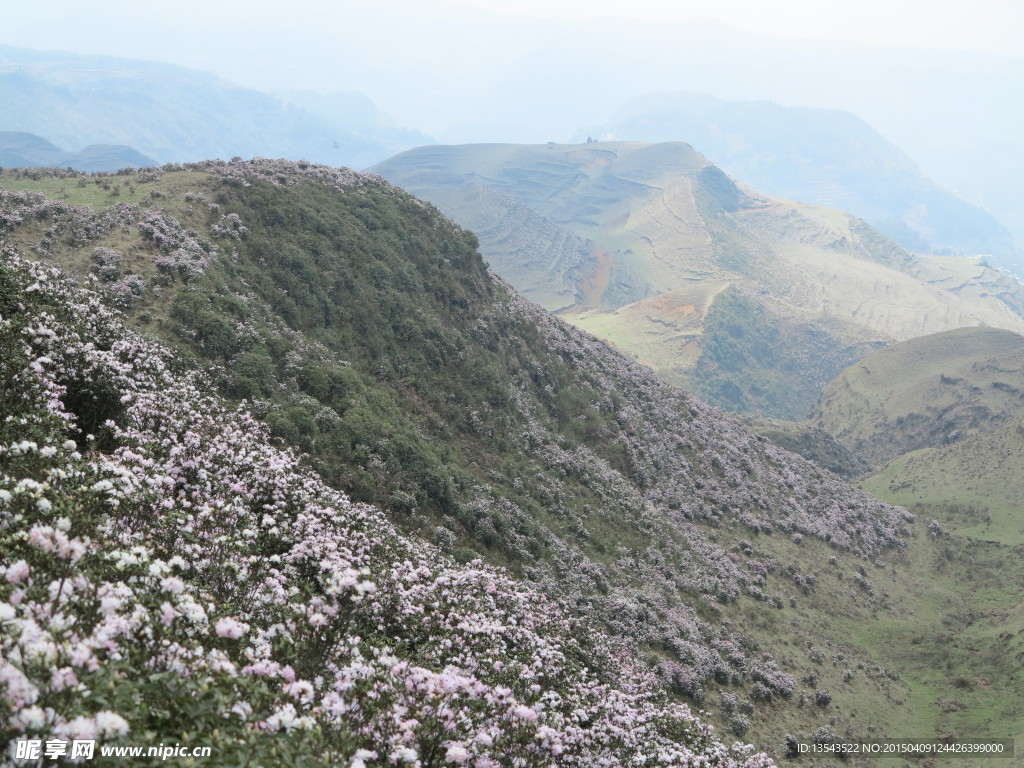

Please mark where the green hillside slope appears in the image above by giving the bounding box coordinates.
[813,327,1024,545]
[3,162,1023,762]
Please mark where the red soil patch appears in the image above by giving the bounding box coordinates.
[649,293,698,320]
[580,248,613,307]
[566,149,614,168]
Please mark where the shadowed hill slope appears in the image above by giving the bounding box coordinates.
[372,142,1024,419]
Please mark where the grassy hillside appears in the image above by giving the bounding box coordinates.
[3,162,1023,763]
[812,327,1024,545]
[372,142,1024,419]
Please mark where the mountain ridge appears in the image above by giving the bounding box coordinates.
[0,130,155,171]
[0,44,433,169]
[579,92,1020,269]
[373,141,1024,419]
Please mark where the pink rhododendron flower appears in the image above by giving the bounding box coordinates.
[5,560,30,584]
[214,617,248,639]
[445,744,470,765]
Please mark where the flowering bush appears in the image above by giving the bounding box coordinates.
[0,245,775,765]
[0,190,137,255]
[210,212,248,241]
[138,206,216,279]
[88,248,123,282]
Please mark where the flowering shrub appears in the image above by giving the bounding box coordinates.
[89,247,123,282]
[138,206,216,279]
[0,246,775,765]
[105,275,146,309]
[0,190,137,254]
[210,212,248,241]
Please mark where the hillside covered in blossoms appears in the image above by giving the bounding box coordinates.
[2,161,1022,763]
[0,245,784,765]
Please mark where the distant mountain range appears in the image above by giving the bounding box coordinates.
[0,130,154,171]
[3,40,1020,277]
[0,44,433,168]
[581,92,1020,270]
[373,141,1024,419]
[413,10,1024,261]
[6,4,1023,260]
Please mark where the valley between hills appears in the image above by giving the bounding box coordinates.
[1,161,1022,766]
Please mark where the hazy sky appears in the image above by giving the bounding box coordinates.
[3,0,1022,62]
[451,0,1024,56]
[2,1,1020,133]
